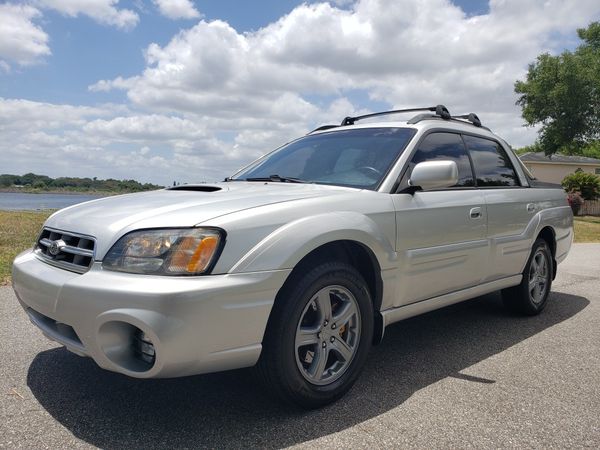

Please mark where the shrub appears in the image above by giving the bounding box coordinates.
[561,172,600,200]
[567,191,584,215]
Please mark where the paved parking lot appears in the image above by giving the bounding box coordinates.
[1,244,599,449]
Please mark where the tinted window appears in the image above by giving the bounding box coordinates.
[410,132,474,187]
[464,135,519,187]
[233,128,416,190]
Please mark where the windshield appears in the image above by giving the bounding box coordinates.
[231,127,416,190]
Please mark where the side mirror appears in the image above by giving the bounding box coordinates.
[409,160,458,191]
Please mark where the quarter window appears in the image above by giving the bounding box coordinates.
[463,135,520,187]
[409,132,474,187]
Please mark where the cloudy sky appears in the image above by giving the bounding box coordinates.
[1,0,599,186]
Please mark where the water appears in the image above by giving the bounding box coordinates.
[0,192,104,211]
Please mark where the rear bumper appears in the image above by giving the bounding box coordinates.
[12,250,290,378]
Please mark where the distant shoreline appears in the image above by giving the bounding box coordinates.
[0,188,146,196]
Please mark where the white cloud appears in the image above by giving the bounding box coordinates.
[153,0,201,20]
[0,97,240,184]
[88,76,139,92]
[91,0,600,149]
[4,0,600,185]
[0,3,50,68]
[83,114,208,141]
[38,0,139,30]
[0,98,114,131]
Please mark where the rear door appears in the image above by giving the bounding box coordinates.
[463,135,534,281]
[392,131,488,307]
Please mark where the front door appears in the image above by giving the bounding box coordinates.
[392,132,488,306]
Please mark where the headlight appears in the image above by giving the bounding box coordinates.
[102,228,224,275]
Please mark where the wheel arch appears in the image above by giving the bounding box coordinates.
[266,239,386,346]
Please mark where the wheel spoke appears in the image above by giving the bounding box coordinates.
[531,258,538,274]
[315,292,332,322]
[295,325,320,349]
[330,337,353,361]
[529,276,538,291]
[536,254,545,278]
[332,301,357,327]
[310,345,329,381]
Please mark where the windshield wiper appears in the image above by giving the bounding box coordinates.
[245,175,307,183]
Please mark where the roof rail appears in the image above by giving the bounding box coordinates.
[340,104,450,126]
[308,124,339,134]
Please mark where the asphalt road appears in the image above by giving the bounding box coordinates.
[1,244,599,449]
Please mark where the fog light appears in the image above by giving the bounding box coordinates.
[133,329,156,366]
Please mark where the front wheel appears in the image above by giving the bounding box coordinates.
[256,261,374,408]
[502,238,552,315]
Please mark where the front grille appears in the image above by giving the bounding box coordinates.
[35,228,96,273]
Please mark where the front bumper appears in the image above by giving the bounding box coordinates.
[12,250,290,378]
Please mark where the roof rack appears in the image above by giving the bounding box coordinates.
[341,105,450,126]
[407,111,489,130]
[309,105,488,134]
[453,113,482,127]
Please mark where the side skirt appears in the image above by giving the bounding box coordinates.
[381,275,522,329]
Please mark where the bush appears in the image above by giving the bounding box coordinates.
[561,172,600,200]
[567,191,584,215]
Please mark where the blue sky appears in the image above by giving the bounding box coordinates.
[1,0,598,185]
[2,0,489,105]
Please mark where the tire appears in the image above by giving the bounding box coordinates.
[502,238,553,316]
[255,261,374,408]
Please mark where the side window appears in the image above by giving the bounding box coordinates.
[409,132,474,187]
[464,135,520,187]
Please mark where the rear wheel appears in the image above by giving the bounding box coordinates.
[502,238,552,315]
[256,261,373,408]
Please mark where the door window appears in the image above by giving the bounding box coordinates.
[464,135,520,187]
[409,132,475,187]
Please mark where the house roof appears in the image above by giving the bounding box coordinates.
[520,152,600,165]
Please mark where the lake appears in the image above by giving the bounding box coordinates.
[0,192,104,211]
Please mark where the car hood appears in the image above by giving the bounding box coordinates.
[44,182,352,258]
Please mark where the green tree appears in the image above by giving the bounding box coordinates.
[515,22,600,155]
[561,172,600,200]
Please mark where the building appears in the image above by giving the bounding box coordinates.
[519,152,600,184]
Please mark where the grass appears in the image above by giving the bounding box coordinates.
[1,210,52,285]
[574,215,600,243]
[1,211,600,285]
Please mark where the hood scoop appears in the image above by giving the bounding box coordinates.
[167,185,222,192]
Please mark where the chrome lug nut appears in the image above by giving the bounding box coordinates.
[330,336,335,343]
[322,341,327,348]
[331,323,336,329]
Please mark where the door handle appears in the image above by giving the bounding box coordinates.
[527,203,536,212]
[469,207,482,219]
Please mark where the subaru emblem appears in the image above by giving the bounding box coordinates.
[48,240,65,256]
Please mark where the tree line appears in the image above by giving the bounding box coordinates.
[0,173,163,193]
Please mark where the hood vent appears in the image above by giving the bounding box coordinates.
[167,185,222,192]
